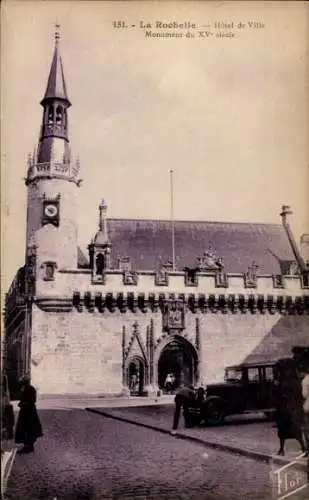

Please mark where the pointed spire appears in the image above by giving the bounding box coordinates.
[41,23,71,106]
[99,199,108,232]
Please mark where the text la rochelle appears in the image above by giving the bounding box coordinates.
[140,21,197,29]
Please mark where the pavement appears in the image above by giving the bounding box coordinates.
[11,394,175,411]
[86,404,309,473]
[2,397,309,499]
[2,409,281,499]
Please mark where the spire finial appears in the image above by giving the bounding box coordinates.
[55,21,60,45]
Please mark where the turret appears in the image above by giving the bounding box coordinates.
[88,200,112,282]
[25,26,81,275]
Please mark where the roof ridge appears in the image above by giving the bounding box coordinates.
[106,217,283,227]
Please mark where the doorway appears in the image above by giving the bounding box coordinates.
[157,336,198,393]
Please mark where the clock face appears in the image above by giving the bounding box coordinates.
[44,204,58,218]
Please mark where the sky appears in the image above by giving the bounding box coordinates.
[1,0,309,291]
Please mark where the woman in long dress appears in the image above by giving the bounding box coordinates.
[14,375,43,454]
[274,358,306,456]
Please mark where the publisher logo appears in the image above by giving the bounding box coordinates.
[271,456,308,499]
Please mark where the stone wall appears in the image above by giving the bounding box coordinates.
[26,178,78,269]
[30,306,163,395]
[29,301,300,395]
[198,313,281,383]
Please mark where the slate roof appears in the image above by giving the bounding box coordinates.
[243,315,309,364]
[81,218,295,274]
[77,246,89,268]
[41,39,70,104]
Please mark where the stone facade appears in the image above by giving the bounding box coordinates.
[5,265,309,396]
[4,31,309,398]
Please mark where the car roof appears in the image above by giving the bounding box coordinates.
[226,359,288,370]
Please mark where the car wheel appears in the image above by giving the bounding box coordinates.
[205,398,225,426]
[264,411,276,421]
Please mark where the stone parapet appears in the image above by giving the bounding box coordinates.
[35,268,308,298]
[32,290,309,315]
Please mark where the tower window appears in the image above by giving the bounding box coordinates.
[42,261,57,281]
[48,106,54,124]
[96,253,105,275]
[56,106,63,125]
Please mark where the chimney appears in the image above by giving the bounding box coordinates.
[280,205,293,226]
[300,234,309,265]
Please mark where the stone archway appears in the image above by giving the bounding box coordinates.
[157,336,198,393]
[126,356,146,396]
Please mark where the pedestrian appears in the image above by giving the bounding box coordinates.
[164,373,174,394]
[171,385,196,433]
[301,365,309,456]
[14,374,43,454]
[130,373,137,392]
[2,373,14,440]
[196,386,207,425]
[274,358,306,456]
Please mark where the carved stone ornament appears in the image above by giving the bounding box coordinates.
[25,246,37,296]
[197,249,223,271]
[184,269,198,287]
[244,262,259,288]
[123,270,138,286]
[91,273,106,285]
[162,300,185,332]
[301,272,309,289]
[272,274,285,289]
[162,258,174,270]
[118,256,132,272]
[155,268,169,286]
[42,193,60,227]
[215,270,228,288]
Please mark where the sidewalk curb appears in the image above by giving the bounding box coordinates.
[1,448,17,499]
[86,408,308,473]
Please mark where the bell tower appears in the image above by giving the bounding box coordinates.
[25,26,81,276]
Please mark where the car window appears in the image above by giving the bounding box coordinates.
[225,369,242,382]
[265,366,274,381]
[248,367,259,382]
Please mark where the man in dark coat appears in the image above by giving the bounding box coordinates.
[14,375,43,454]
[274,359,306,456]
[171,385,196,433]
[2,374,14,440]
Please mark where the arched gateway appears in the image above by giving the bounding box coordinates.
[157,336,198,392]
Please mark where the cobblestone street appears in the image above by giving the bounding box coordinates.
[6,409,274,500]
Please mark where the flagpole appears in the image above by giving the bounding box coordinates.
[169,169,175,271]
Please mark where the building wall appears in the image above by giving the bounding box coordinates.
[6,254,308,396]
[35,268,305,299]
[198,313,281,383]
[4,308,27,394]
[29,299,304,395]
[26,178,78,269]
[31,305,123,395]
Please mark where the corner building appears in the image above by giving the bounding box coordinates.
[4,34,309,397]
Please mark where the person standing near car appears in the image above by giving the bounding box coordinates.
[171,385,196,433]
[14,374,43,454]
[301,366,309,456]
[274,358,306,456]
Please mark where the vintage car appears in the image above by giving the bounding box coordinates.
[192,361,278,426]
